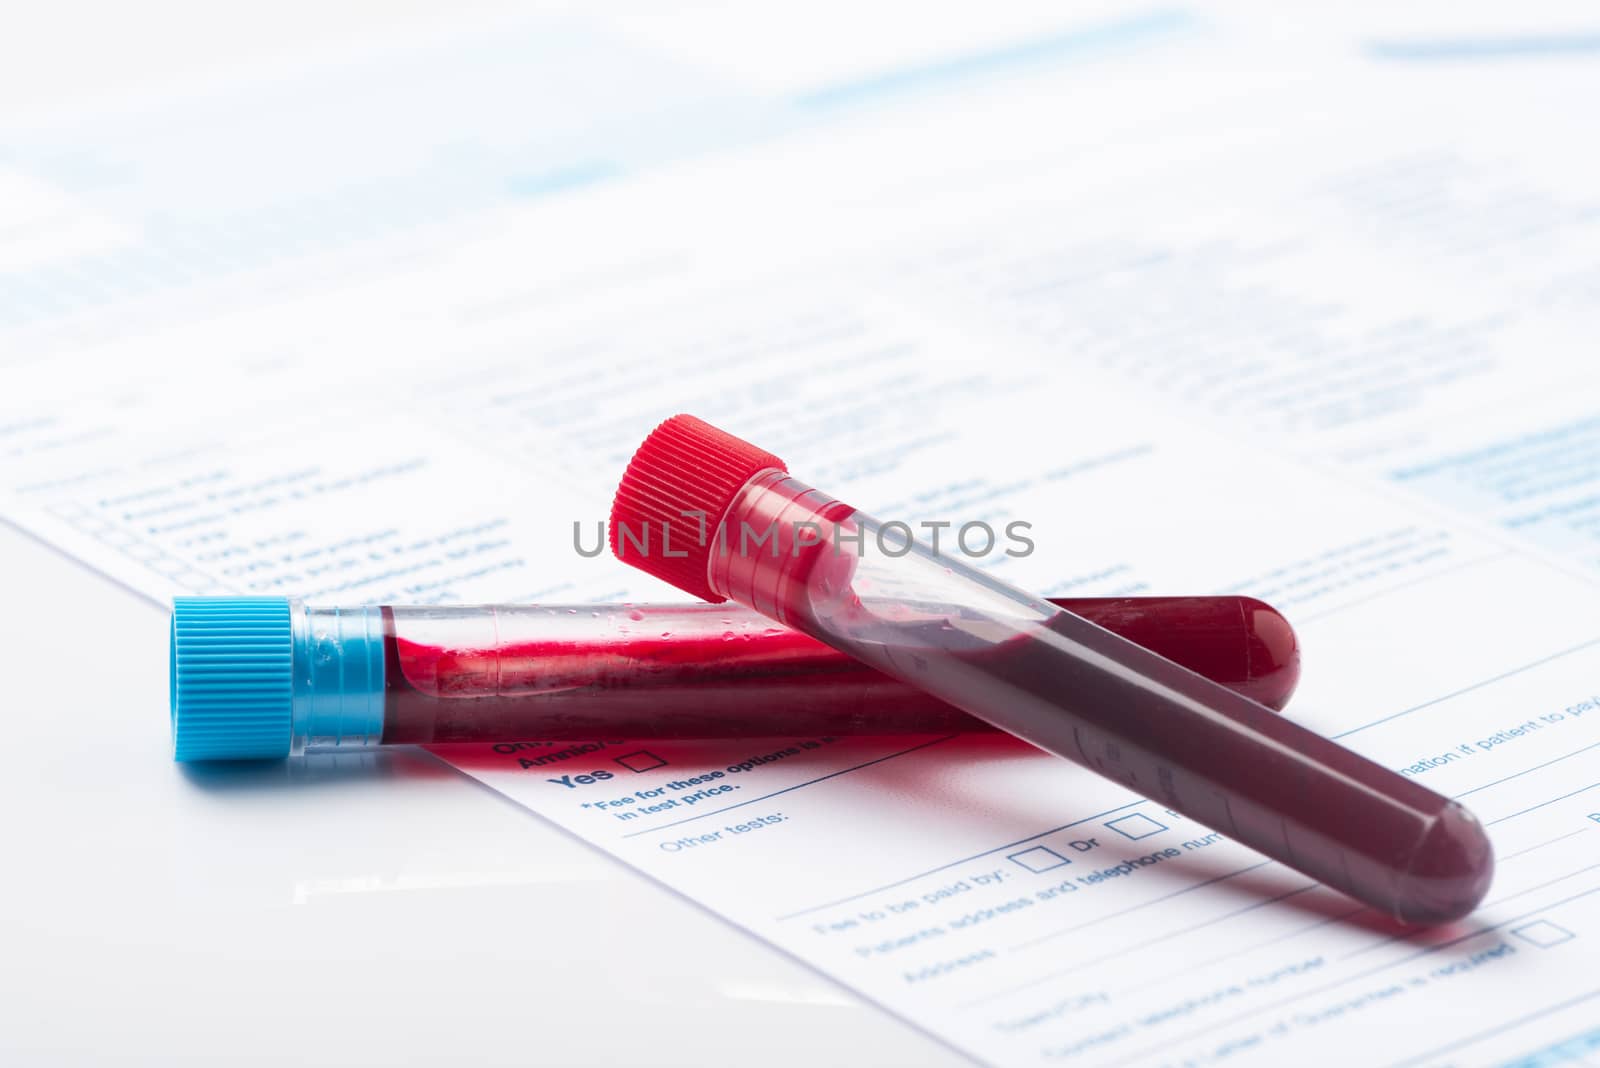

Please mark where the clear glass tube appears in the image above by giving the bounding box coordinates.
[167,593,1299,760]
[380,594,1296,742]
[609,418,1494,926]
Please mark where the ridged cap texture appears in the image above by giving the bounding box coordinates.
[170,596,294,760]
[609,415,786,601]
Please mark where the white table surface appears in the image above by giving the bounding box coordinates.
[0,503,965,1068]
[0,5,962,1062]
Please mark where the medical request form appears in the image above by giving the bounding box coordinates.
[4,8,1599,1065]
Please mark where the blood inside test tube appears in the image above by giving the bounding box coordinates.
[375,597,1298,744]
[604,415,1494,925]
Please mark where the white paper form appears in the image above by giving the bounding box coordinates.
[878,66,1600,582]
[8,289,1600,1066]
[5,8,1600,1066]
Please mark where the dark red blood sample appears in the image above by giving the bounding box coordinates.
[847,608,1491,927]
[601,415,1494,925]
[377,596,1298,744]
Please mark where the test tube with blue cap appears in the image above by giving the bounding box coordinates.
[169,594,1299,759]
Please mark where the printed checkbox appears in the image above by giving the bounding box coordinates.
[1511,920,1575,948]
[615,751,668,773]
[1106,813,1167,840]
[1008,846,1070,873]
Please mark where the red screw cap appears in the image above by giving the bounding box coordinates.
[610,415,787,602]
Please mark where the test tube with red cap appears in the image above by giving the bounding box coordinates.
[169,594,1296,759]
[607,415,1494,926]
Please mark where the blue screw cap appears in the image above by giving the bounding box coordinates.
[170,597,295,760]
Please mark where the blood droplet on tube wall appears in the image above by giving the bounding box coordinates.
[606,415,1493,926]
